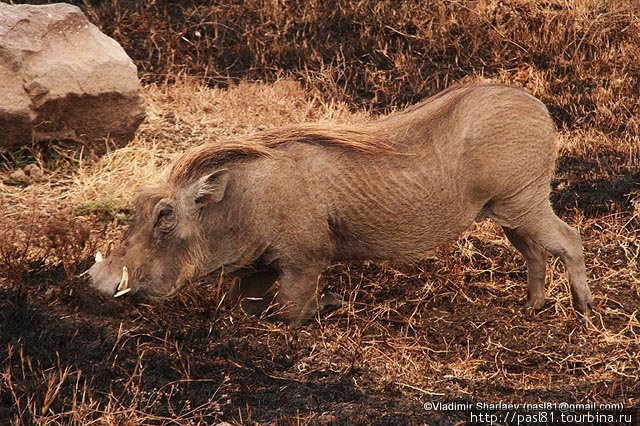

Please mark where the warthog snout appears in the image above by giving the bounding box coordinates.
[87,251,132,298]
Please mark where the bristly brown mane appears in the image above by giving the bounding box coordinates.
[169,124,394,184]
[169,83,507,185]
[379,82,506,123]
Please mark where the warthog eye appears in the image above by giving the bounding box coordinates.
[155,207,177,234]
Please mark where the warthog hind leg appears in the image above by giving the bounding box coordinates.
[497,202,593,324]
[503,226,547,309]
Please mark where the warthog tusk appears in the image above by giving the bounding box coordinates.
[113,288,131,298]
[95,251,103,263]
[113,266,130,298]
[117,266,129,291]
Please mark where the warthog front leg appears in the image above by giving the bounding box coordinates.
[231,266,342,322]
[276,262,338,327]
[230,269,278,315]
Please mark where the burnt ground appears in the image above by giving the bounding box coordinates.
[0,94,639,424]
[0,10,639,418]
[0,101,639,423]
[1,184,639,425]
[0,263,454,424]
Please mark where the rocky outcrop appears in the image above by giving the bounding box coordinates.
[0,3,145,152]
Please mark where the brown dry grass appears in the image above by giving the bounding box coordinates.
[42,0,640,134]
[12,0,640,134]
[1,0,640,425]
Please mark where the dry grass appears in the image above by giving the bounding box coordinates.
[1,0,640,424]
[12,0,640,134]
[34,0,640,134]
[1,79,367,222]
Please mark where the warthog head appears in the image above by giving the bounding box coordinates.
[87,169,233,299]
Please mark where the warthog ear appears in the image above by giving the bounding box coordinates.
[194,169,230,204]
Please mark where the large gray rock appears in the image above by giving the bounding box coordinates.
[0,2,145,152]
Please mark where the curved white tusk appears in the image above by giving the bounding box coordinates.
[95,251,103,263]
[117,266,128,291]
[113,266,130,298]
[113,288,131,298]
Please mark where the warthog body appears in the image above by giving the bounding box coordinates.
[89,83,593,325]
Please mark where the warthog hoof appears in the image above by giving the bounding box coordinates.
[574,292,594,328]
[524,294,546,310]
[318,291,344,312]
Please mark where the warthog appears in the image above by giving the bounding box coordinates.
[88,83,593,326]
